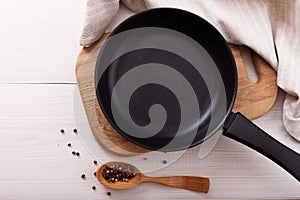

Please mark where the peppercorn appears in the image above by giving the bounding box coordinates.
[67,143,71,147]
[76,152,80,156]
[107,192,111,196]
[92,186,96,190]
[72,151,76,155]
[101,164,136,183]
[81,174,86,179]
[162,160,167,164]
[60,129,65,134]
[73,128,77,133]
[94,172,96,176]
[93,160,98,165]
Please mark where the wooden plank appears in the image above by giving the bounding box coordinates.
[0,84,298,199]
[0,0,86,83]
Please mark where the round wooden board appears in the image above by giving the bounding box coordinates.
[75,33,278,155]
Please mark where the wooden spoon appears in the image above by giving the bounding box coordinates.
[96,161,210,193]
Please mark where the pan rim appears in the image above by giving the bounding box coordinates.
[95,7,238,151]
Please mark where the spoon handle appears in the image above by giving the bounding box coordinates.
[141,175,210,193]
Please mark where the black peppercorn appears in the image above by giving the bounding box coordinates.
[102,164,136,183]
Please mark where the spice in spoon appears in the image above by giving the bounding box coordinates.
[102,163,136,183]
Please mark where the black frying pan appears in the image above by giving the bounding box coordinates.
[95,8,300,181]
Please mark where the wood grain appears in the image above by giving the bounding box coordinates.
[96,161,209,193]
[0,84,299,199]
[141,175,210,193]
[1,2,299,199]
[230,44,278,119]
[0,0,86,83]
[75,34,278,155]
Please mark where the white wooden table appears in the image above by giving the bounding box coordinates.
[0,1,299,199]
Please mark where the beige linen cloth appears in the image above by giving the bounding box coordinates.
[80,0,300,141]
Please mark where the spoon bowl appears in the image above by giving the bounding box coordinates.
[97,161,142,190]
[96,161,210,193]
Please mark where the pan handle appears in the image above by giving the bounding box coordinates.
[223,112,300,182]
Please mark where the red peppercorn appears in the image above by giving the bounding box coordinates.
[92,186,96,190]
[102,164,136,183]
[60,129,65,134]
[76,152,80,156]
[93,160,98,165]
[72,151,76,155]
[81,174,86,179]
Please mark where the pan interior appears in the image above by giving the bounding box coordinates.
[95,9,237,151]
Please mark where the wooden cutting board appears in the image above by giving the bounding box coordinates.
[75,33,278,155]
